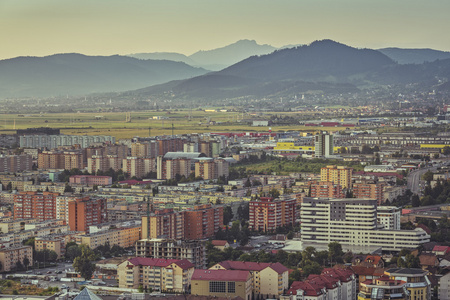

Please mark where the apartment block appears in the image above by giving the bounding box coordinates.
[195,158,215,180]
[118,257,194,293]
[314,131,334,158]
[35,236,65,259]
[353,181,385,205]
[68,196,108,233]
[301,197,430,252]
[320,165,353,189]
[0,245,33,272]
[309,181,344,198]
[135,238,206,269]
[249,197,296,232]
[0,154,33,172]
[210,260,289,296]
[69,175,112,186]
[156,156,192,180]
[141,209,185,240]
[75,226,141,249]
[131,142,149,158]
[184,204,223,240]
[14,191,59,222]
[385,268,431,300]
[123,157,145,178]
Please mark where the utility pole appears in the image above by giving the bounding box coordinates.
[172,123,174,136]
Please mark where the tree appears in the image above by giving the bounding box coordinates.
[328,242,344,264]
[23,257,30,270]
[301,260,322,278]
[73,244,96,280]
[223,206,233,225]
[422,171,434,184]
[443,146,450,156]
[64,183,74,193]
[66,244,82,261]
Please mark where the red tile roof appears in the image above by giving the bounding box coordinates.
[364,255,383,266]
[192,269,250,282]
[127,257,180,267]
[211,240,229,246]
[433,245,450,253]
[217,260,288,274]
[172,260,195,270]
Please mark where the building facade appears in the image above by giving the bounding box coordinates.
[14,191,59,222]
[68,196,108,233]
[249,197,296,232]
[320,165,353,189]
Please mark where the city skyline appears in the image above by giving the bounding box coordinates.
[1,0,450,60]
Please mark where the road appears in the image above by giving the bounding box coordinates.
[407,165,440,195]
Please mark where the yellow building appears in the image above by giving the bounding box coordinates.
[117,257,194,292]
[0,245,33,272]
[358,275,407,300]
[75,226,141,249]
[320,165,353,189]
[385,268,431,300]
[34,237,64,259]
[191,269,252,300]
[210,261,289,296]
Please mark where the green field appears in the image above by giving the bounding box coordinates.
[0,110,355,139]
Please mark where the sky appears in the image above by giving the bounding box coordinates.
[1,0,450,60]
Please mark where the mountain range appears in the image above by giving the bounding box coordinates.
[1,39,450,100]
[0,54,207,98]
[128,39,278,71]
[131,40,450,101]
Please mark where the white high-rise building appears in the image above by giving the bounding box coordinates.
[377,206,401,230]
[300,197,430,252]
[314,131,334,158]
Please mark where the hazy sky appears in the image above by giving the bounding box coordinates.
[1,0,449,60]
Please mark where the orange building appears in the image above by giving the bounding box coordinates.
[38,151,65,169]
[68,197,108,233]
[184,204,223,240]
[195,158,216,180]
[158,138,184,156]
[320,165,353,189]
[309,181,345,198]
[249,197,297,232]
[141,209,185,240]
[14,191,59,221]
[353,181,385,205]
[123,157,145,178]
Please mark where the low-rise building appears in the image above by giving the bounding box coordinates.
[191,269,253,300]
[0,245,33,272]
[117,257,194,293]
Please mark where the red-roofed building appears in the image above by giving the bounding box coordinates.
[117,257,194,293]
[284,268,356,300]
[191,269,252,300]
[210,261,289,296]
[432,245,450,256]
[211,240,230,251]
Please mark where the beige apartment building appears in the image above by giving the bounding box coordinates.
[0,245,33,272]
[118,257,194,293]
[320,165,353,189]
[74,226,141,249]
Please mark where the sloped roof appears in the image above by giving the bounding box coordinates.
[74,288,103,300]
[212,240,229,246]
[217,260,288,274]
[364,255,383,266]
[192,269,249,282]
[172,259,195,270]
[351,266,385,276]
[433,245,450,253]
[419,254,438,266]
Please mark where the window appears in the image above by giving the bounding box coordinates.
[228,282,235,293]
[210,281,226,293]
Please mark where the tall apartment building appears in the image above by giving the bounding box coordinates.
[0,154,33,172]
[38,150,84,170]
[315,131,334,158]
[157,138,184,156]
[131,142,150,158]
[68,196,108,233]
[14,191,59,222]
[63,150,84,170]
[377,206,401,230]
[184,204,223,240]
[320,165,353,189]
[87,154,123,173]
[123,157,145,178]
[301,197,430,252]
[248,197,296,232]
[135,238,206,269]
[75,226,141,249]
[195,158,229,180]
[156,156,192,180]
[0,245,33,272]
[309,181,344,198]
[353,181,385,205]
[141,209,185,240]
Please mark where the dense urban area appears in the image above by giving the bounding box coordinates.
[2,96,450,300]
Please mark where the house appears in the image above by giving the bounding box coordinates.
[363,255,384,268]
[419,254,439,270]
[211,240,230,251]
[432,245,450,256]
